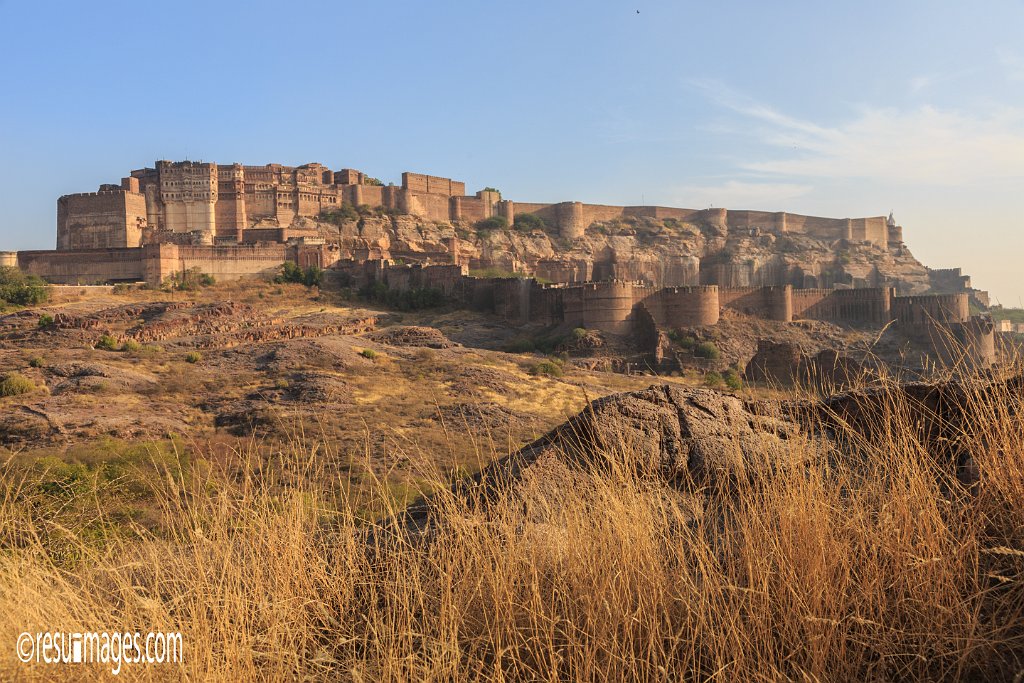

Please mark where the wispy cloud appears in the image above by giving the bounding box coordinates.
[691,79,1024,186]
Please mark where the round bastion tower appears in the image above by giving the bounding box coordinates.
[555,201,586,240]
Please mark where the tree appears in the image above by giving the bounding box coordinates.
[0,266,50,307]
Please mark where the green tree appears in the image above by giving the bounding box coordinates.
[0,266,50,307]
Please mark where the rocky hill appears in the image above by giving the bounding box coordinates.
[305,211,936,294]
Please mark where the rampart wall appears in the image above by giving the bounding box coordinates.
[891,293,970,325]
[719,286,793,322]
[156,244,289,282]
[561,281,636,335]
[792,287,894,325]
[17,248,147,283]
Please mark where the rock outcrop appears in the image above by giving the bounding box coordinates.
[406,374,1024,530]
[312,212,935,294]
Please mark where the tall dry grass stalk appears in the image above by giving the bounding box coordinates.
[1,368,1023,681]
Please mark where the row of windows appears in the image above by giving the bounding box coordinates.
[163,193,216,200]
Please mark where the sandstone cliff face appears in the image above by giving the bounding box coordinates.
[307,212,932,293]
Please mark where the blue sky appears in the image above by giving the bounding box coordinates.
[1,1,1022,303]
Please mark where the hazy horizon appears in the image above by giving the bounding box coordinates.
[1,1,1021,304]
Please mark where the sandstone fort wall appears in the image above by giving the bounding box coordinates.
[792,287,894,325]
[641,286,720,328]
[719,286,793,322]
[561,282,636,335]
[891,293,970,325]
[18,248,148,283]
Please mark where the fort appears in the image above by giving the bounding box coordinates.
[46,160,898,250]
[1,159,994,367]
[8,159,910,288]
[329,260,996,368]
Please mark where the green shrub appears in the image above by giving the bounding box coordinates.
[363,176,384,187]
[530,358,564,378]
[319,204,359,224]
[360,349,378,360]
[0,372,35,397]
[513,212,547,233]
[668,330,696,350]
[357,283,445,311]
[95,334,119,351]
[38,313,54,328]
[723,368,743,390]
[572,327,588,340]
[112,282,135,295]
[0,266,50,307]
[474,216,508,233]
[121,339,142,353]
[703,371,724,388]
[694,341,721,360]
[275,261,323,287]
[481,186,502,198]
[28,356,44,368]
[185,351,203,364]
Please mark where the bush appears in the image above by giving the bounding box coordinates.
[572,327,588,340]
[319,204,359,224]
[530,358,564,378]
[668,330,696,350]
[474,216,508,234]
[357,283,446,311]
[694,341,721,360]
[723,368,743,390]
[28,356,44,368]
[513,213,547,233]
[165,268,215,291]
[0,372,35,397]
[37,313,54,328]
[95,334,119,351]
[275,261,323,287]
[703,371,724,388]
[121,339,142,353]
[185,351,203,364]
[112,283,135,295]
[360,349,378,360]
[0,266,49,307]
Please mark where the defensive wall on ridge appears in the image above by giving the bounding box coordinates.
[328,261,986,348]
[54,160,899,253]
[14,243,314,285]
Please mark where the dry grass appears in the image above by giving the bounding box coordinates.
[1,370,1024,680]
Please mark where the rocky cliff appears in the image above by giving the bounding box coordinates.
[307,211,935,294]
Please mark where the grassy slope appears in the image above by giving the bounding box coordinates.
[1,366,1023,679]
